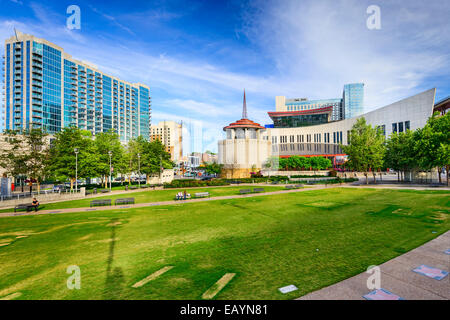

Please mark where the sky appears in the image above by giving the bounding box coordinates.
[1,0,449,153]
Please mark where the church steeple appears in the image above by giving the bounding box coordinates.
[242,89,248,119]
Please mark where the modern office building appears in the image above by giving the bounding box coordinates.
[264,88,436,164]
[2,31,151,142]
[150,120,183,161]
[343,83,364,118]
[274,83,364,122]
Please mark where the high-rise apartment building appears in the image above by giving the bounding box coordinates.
[2,31,151,142]
[150,120,183,161]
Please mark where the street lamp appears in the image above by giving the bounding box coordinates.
[108,151,112,192]
[74,148,79,193]
[137,153,141,188]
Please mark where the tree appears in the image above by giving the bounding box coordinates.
[23,128,50,193]
[93,131,125,187]
[140,139,173,184]
[204,162,223,175]
[414,112,450,185]
[341,118,385,184]
[384,130,417,182]
[48,127,99,190]
[0,130,28,191]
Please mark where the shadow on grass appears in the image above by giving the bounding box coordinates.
[103,217,125,299]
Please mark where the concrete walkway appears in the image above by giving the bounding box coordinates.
[0,185,326,218]
[298,231,450,300]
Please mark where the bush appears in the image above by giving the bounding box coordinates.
[163,179,229,189]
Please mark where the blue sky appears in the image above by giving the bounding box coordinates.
[1,0,449,153]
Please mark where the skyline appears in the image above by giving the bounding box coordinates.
[1,0,450,153]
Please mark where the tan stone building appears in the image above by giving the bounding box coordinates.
[150,120,183,161]
[218,91,271,179]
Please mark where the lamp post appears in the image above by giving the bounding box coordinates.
[74,148,79,193]
[108,151,112,192]
[137,153,141,188]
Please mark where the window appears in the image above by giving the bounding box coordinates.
[340,132,342,143]
[392,123,397,133]
[398,122,404,133]
[333,132,336,144]
[405,121,410,131]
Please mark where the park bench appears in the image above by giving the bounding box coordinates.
[295,184,304,188]
[285,185,295,189]
[253,188,265,193]
[194,192,210,198]
[140,185,148,189]
[271,181,279,184]
[130,186,138,190]
[90,199,112,207]
[14,203,37,212]
[100,189,110,193]
[114,198,135,205]
[239,189,252,194]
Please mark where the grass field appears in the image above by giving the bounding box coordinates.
[0,187,448,300]
[0,185,287,212]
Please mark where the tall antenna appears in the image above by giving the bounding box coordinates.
[242,89,248,119]
[14,28,19,41]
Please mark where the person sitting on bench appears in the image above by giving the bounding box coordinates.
[31,197,40,212]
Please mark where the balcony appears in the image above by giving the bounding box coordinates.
[32,62,42,69]
[32,86,43,93]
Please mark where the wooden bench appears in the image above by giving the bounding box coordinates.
[90,199,111,207]
[100,189,110,193]
[140,185,148,189]
[114,198,135,205]
[271,181,279,184]
[253,188,265,193]
[295,184,304,188]
[194,192,210,198]
[130,186,138,190]
[285,185,295,189]
[14,203,37,212]
[239,189,252,194]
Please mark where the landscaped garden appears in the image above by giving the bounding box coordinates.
[0,187,448,300]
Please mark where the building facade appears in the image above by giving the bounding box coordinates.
[265,88,436,163]
[218,91,271,178]
[274,83,364,122]
[2,31,151,142]
[150,120,183,161]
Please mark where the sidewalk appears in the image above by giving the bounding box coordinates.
[298,231,450,300]
[0,185,325,218]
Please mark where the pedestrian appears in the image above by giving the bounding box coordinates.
[183,190,187,200]
[29,181,33,195]
[31,197,39,212]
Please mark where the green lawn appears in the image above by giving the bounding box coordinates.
[0,185,287,212]
[0,188,448,300]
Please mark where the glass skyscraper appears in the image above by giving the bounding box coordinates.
[343,83,364,119]
[2,31,151,142]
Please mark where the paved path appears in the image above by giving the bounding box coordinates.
[298,231,450,300]
[0,185,326,218]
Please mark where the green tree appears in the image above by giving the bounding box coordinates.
[384,130,417,182]
[48,127,99,190]
[414,112,450,184]
[341,118,385,184]
[94,131,125,187]
[23,128,50,193]
[204,162,223,175]
[0,130,28,190]
[140,139,173,184]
